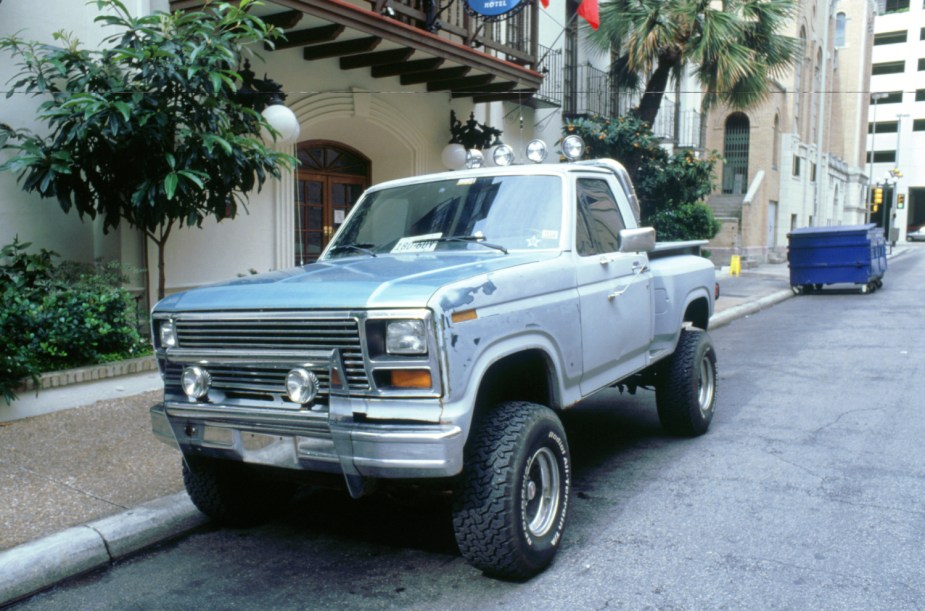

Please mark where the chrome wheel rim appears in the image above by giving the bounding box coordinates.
[525,446,560,538]
[698,354,716,418]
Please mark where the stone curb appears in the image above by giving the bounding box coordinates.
[0,493,207,606]
[17,356,157,392]
[709,288,795,330]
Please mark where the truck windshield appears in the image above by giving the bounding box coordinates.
[325,175,563,257]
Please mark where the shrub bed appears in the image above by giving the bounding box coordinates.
[1,237,150,403]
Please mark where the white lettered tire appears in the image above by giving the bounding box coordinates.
[452,401,571,579]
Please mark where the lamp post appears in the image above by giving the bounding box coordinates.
[866,92,888,223]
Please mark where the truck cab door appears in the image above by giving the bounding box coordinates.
[574,177,654,395]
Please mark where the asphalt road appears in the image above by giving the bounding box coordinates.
[17,249,925,610]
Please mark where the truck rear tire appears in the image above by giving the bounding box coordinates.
[182,456,294,527]
[656,328,717,437]
[452,401,571,580]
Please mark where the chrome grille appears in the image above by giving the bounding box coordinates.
[172,316,369,392]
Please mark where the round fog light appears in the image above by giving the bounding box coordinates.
[286,368,319,404]
[562,135,585,161]
[492,144,515,166]
[181,366,211,400]
[465,148,484,169]
[526,139,548,163]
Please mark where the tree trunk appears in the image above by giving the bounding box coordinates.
[635,57,676,128]
[146,222,173,302]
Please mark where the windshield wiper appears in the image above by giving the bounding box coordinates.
[328,242,377,257]
[434,235,508,254]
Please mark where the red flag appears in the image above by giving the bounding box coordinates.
[540,0,549,7]
[577,0,599,29]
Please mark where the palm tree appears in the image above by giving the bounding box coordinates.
[588,0,802,128]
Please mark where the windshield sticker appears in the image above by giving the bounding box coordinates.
[541,229,559,240]
[391,233,443,254]
[456,178,477,186]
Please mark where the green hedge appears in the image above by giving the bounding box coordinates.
[1,237,150,404]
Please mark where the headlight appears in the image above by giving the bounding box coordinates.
[386,320,427,355]
[160,321,178,349]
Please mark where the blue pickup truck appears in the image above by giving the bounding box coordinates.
[150,141,718,579]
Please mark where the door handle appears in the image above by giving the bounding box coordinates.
[608,284,631,300]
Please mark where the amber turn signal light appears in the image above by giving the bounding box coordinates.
[389,369,432,389]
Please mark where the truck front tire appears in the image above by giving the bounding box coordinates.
[182,456,295,527]
[656,328,717,436]
[452,401,571,580]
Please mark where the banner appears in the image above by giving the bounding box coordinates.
[465,0,527,19]
[539,0,599,30]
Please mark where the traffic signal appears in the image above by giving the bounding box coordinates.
[898,194,905,209]
[872,187,883,212]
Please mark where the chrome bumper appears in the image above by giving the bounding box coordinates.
[151,401,464,482]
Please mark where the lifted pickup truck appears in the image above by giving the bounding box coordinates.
[150,143,717,579]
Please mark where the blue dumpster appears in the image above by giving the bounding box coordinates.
[787,224,887,294]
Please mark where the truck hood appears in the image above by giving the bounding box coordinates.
[154,252,559,312]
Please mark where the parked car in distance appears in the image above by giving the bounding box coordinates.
[908,227,925,242]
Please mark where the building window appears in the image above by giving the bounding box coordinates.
[794,27,805,133]
[874,30,907,45]
[880,0,910,13]
[921,26,925,40]
[866,150,897,163]
[810,162,817,182]
[916,89,925,101]
[793,155,801,177]
[871,91,903,104]
[919,58,925,71]
[913,119,925,131]
[722,113,750,194]
[868,121,899,133]
[835,13,848,47]
[772,114,780,170]
[872,61,905,75]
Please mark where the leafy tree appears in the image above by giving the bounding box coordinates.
[565,114,721,241]
[0,0,295,300]
[589,0,801,129]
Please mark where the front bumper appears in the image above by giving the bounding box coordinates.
[150,400,465,481]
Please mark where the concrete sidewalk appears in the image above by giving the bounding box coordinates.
[0,253,903,605]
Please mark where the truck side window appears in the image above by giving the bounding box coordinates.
[575,178,627,256]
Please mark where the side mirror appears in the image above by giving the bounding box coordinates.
[618,227,656,253]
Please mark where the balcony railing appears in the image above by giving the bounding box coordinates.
[569,71,703,148]
[534,45,563,107]
[366,0,538,68]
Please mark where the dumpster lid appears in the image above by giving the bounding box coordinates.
[787,223,877,237]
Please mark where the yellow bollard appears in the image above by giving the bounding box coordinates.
[730,255,741,277]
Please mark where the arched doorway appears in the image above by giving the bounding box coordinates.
[722,113,750,195]
[294,141,370,265]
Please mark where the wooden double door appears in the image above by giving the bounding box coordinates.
[295,142,370,265]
